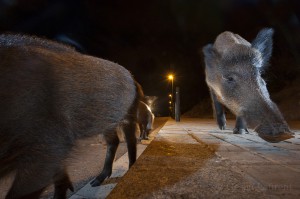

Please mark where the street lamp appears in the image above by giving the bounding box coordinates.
[168,74,174,96]
[168,74,174,117]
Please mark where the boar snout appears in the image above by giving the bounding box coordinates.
[255,123,294,143]
[242,98,294,143]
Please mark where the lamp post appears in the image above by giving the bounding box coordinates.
[168,74,174,96]
[168,74,174,118]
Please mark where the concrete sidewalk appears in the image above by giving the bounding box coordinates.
[68,118,300,199]
[107,118,300,199]
[68,118,166,199]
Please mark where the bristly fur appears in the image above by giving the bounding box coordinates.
[0,33,76,52]
[251,28,274,71]
[0,33,142,198]
[203,28,293,143]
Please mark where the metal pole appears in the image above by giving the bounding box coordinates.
[172,79,174,118]
[171,79,174,97]
[175,87,180,122]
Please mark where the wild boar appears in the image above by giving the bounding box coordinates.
[0,34,142,198]
[203,28,294,143]
[137,101,154,140]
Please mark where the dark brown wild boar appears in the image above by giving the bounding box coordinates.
[0,34,143,199]
[137,101,155,140]
[203,28,294,143]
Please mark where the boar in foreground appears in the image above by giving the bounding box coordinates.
[203,28,294,143]
[137,101,155,140]
[0,34,142,199]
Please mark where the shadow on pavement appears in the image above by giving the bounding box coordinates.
[107,137,219,198]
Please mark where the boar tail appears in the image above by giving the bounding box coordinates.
[134,81,144,103]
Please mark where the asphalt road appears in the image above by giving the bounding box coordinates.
[0,117,168,199]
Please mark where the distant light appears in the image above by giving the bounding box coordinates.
[169,101,172,104]
[169,94,172,97]
[168,74,174,80]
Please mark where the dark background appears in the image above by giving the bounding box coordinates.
[0,0,299,116]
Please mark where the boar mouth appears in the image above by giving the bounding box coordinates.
[255,124,295,143]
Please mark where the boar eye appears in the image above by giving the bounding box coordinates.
[222,75,235,83]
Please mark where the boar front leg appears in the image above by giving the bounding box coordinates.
[210,89,226,130]
[90,130,119,187]
[233,116,249,134]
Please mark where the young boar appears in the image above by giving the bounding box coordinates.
[137,101,155,140]
[0,34,142,199]
[203,28,294,143]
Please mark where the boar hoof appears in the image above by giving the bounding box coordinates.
[233,128,249,134]
[90,179,100,187]
[90,176,106,187]
[217,120,226,130]
[138,137,148,142]
[218,123,226,130]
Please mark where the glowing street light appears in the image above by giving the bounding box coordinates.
[168,74,174,81]
[167,74,174,117]
[167,74,174,95]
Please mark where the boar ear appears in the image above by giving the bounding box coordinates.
[251,28,274,68]
[203,44,220,68]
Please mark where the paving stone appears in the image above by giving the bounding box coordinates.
[239,165,300,197]
[255,150,300,165]
[216,143,247,152]
[158,129,188,134]
[69,118,300,198]
[192,137,224,145]
[233,142,284,152]
[216,151,269,164]
[69,183,116,199]
[110,169,127,178]
[157,134,199,144]
[271,143,300,150]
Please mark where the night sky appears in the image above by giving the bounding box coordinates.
[0,0,299,116]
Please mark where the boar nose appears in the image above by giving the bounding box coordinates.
[246,93,294,143]
[255,124,294,143]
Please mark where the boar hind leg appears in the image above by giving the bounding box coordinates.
[123,120,137,167]
[6,165,54,199]
[233,116,249,134]
[139,124,149,140]
[53,169,74,199]
[210,89,226,130]
[138,123,144,140]
[90,131,119,187]
[143,129,150,140]
[6,189,44,199]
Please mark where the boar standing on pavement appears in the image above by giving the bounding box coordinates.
[0,34,142,199]
[137,101,155,140]
[203,28,294,143]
